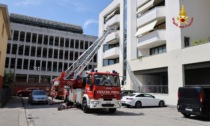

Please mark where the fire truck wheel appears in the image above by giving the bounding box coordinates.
[82,99,90,113]
[109,108,116,113]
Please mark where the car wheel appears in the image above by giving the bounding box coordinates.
[82,99,90,113]
[159,101,165,107]
[182,113,190,118]
[109,108,116,113]
[135,101,142,108]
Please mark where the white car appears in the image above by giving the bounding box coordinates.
[121,93,165,108]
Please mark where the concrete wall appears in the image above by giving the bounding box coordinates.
[181,0,210,47]
[0,5,10,89]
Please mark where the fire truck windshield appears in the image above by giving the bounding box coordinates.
[94,74,120,87]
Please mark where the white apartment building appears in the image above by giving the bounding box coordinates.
[97,0,210,105]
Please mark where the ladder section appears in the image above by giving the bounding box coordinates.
[64,26,118,80]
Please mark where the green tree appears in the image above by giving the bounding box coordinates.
[3,70,14,88]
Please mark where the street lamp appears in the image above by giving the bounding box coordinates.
[12,44,24,96]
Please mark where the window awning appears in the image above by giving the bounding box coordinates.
[105,9,118,21]
[135,20,158,37]
[136,0,155,14]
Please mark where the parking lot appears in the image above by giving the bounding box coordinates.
[22,97,209,126]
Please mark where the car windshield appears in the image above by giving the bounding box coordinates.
[32,90,46,95]
[94,74,120,87]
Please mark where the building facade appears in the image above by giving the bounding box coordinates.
[0,4,10,89]
[97,0,210,105]
[5,14,97,92]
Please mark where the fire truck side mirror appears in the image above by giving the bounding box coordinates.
[121,80,124,86]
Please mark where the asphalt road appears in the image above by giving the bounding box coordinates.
[23,97,210,126]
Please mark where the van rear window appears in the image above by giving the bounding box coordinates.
[179,88,200,99]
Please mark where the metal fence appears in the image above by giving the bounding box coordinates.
[140,85,168,94]
[0,88,11,108]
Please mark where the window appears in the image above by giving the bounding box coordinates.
[42,48,47,58]
[184,37,190,47]
[103,58,119,66]
[47,61,52,71]
[12,44,17,54]
[17,59,22,69]
[13,30,19,41]
[58,62,63,72]
[49,36,54,46]
[65,38,69,48]
[7,44,11,54]
[150,45,166,56]
[48,49,52,58]
[20,32,25,42]
[41,61,46,71]
[23,59,28,69]
[5,57,9,68]
[80,40,84,49]
[71,39,75,48]
[60,38,64,47]
[43,35,48,45]
[59,50,63,59]
[53,62,57,72]
[32,33,37,43]
[30,47,36,56]
[26,32,31,42]
[64,51,68,60]
[85,41,89,49]
[29,60,35,70]
[38,34,43,44]
[36,47,41,57]
[55,37,59,46]
[10,58,15,69]
[54,49,58,58]
[75,40,79,49]
[69,51,74,60]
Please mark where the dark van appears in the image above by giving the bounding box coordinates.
[177,87,210,120]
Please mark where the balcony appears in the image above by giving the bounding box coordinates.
[104,14,120,29]
[137,6,165,28]
[137,30,166,49]
[137,0,149,9]
[103,47,119,59]
[136,0,164,14]
[104,31,119,44]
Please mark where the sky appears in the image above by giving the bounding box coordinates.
[1,0,113,36]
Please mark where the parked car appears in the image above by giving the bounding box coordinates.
[16,87,38,97]
[121,93,165,108]
[177,87,210,120]
[28,90,48,104]
[121,90,136,98]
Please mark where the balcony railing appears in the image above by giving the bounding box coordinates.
[137,30,166,49]
[137,6,165,28]
[140,85,168,94]
[103,47,119,59]
[104,14,120,29]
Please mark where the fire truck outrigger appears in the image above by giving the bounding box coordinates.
[51,26,122,113]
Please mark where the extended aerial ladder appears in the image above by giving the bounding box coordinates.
[63,26,117,80]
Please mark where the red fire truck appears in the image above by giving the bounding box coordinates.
[51,26,121,113]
